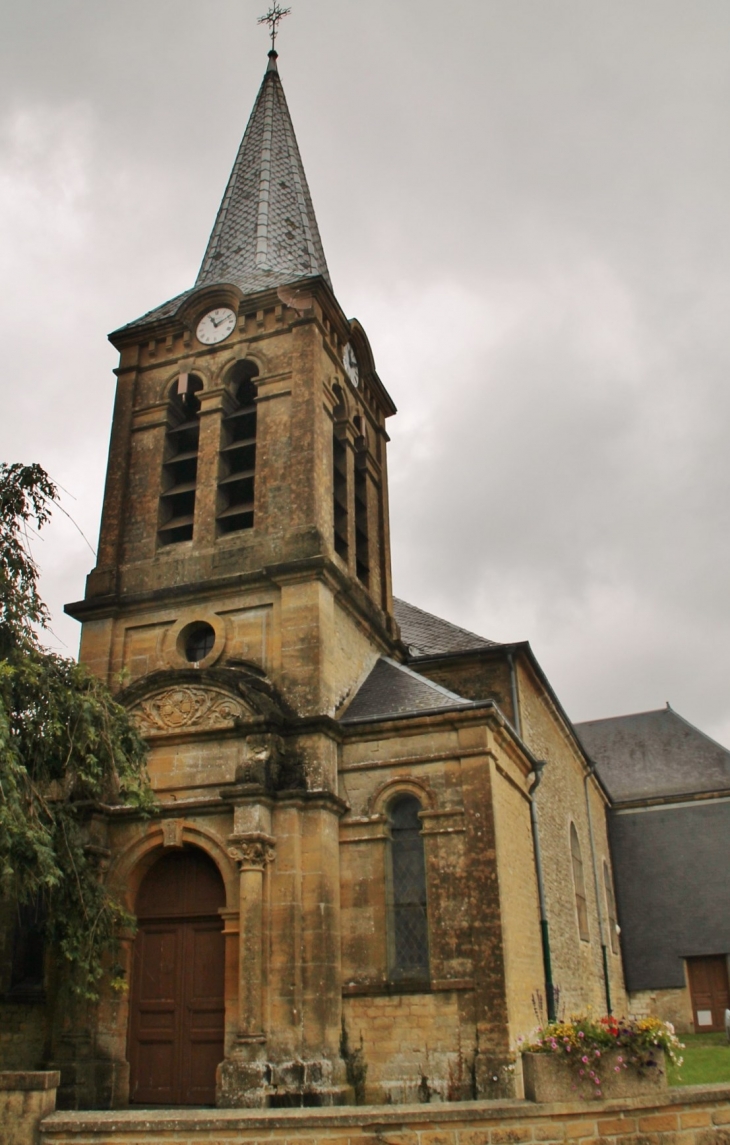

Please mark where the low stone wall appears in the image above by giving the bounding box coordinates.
[1,1072,60,1145]
[40,1083,730,1145]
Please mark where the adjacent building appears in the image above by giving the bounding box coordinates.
[576,705,730,1034]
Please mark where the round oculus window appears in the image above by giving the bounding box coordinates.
[182,622,216,664]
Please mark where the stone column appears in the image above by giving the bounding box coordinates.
[217,799,275,1108]
[228,833,275,1045]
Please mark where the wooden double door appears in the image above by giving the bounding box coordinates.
[128,849,226,1105]
[687,955,730,1033]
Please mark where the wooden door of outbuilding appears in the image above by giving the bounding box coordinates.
[128,848,226,1105]
[686,955,730,1033]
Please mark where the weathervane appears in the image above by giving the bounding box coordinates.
[258,3,291,52]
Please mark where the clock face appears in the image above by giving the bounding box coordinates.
[196,307,236,346]
[343,342,359,387]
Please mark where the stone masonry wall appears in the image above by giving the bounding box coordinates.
[0,1005,46,1072]
[515,657,627,1020]
[38,1084,730,1145]
[342,990,476,1104]
[629,988,694,1034]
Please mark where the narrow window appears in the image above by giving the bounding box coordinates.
[217,361,258,534]
[332,386,349,561]
[570,823,589,941]
[158,374,203,545]
[388,795,429,982]
[603,861,619,954]
[9,899,46,999]
[354,417,369,586]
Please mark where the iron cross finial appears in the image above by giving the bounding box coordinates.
[258,3,291,52]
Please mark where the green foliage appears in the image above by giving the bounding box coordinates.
[0,463,152,997]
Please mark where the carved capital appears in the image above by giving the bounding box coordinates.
[228,834,276,871]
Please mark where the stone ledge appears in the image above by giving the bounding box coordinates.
[39,1084,730,1135]
[0,1071,61,1092]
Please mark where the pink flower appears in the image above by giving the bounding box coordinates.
[578,1032,585,1039]
[595,1050,601,1057]
[579,1069,584,1076]
[617,1056,623,1063]
[614,1066,620,1073]
[582,1056,589,1064]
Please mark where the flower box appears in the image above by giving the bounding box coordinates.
[522,1048,666,1102]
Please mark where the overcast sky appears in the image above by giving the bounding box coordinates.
[2,1,729,745]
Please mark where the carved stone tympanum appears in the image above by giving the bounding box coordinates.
[131,686,248,734]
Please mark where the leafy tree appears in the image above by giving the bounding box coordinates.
[0,463,152,997]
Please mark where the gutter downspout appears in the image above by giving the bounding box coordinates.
[529,760,556,1022]
[584,762,612,1015]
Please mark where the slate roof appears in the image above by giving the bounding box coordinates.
[339,657,473,725]
[114,52,330,335]
[393,598,499,659]
[574,706,730,803]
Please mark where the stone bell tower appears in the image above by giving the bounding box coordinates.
[68,48,398,716]
[64,46,400,1110]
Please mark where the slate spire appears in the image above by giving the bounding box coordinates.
[196,51,331,296]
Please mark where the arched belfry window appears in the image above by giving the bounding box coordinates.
[570,822,590,942]
[158,374,203,545]
[387,794,429,982]
[332,385,349,561]
[217,361,258,534]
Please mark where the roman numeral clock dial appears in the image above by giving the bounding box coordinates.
[196,307,236,345]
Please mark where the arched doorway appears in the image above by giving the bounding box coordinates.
[128,847,226,1105]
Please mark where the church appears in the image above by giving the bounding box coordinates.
[1,43,627,1110]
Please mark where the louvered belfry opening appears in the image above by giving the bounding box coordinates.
[332,385,349,561]
[388,794,430,982]
[158,374,203,545]
[353,417,369,586]
[217,361,259,535]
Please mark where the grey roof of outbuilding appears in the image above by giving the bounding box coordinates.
[393,598,499,659]
[575,706,730,802]
[339,657,473,725]
[113,52,330,335]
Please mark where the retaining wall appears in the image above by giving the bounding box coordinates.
[39,1083,730,1145]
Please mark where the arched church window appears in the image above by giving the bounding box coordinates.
[570,822,590,942]
[353,416,369,587]
[332,385,349,561]
[603,860,619,954]
[158,374,203,545]
[387,794,429,982]
[217,361,258,534]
